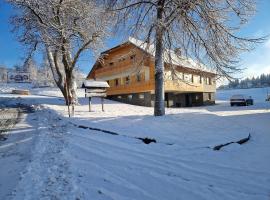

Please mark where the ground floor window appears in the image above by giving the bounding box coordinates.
[208,93,211,100]
[139,93,144,99]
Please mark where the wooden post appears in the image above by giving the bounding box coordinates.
[101,97,104,112]
[89,97,92,112]
[72,103,75,116]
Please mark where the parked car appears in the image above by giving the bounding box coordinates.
[230,94,254,106]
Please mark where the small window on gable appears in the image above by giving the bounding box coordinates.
[130,55,136,60]
[136,73,141,82]
[115,78,119,86]
[109,62,114,66]
[125,76,130,85]
[118,57,126,62]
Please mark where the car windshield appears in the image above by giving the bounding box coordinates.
[231,95,244,99]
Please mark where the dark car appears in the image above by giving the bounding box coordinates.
[230,94,254,106]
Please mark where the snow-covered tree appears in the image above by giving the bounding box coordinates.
[23,58,38,82]
[107,0,265,116]
[33,55,56,87]
[9,0,111,115]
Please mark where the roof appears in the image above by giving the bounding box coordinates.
[82,80,110,88]
[127,37,214,73]
[88,37,215,78]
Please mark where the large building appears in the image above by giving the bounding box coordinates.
[87,38,216,107]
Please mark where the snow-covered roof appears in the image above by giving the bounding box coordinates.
[82,80,110,88]
[127,37,214,73]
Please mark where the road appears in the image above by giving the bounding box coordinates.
[0,97,36,200]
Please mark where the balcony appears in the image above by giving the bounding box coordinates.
[107,80,154,95]
[164,80,204,93]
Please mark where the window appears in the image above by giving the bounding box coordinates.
[204,77,207,84]
[130,55,136,60]
[206,77,211,85]
[208,93,211,100]
[128,94,132,99]
[199,76,202,84]
[109,62,114,66]
[115,78,119,86]
[118,57,126,62]
[184,73,192,82]
[136,73,141,82]
[191,75,194,83]
[139,93,144,99]
[125,76,130,85]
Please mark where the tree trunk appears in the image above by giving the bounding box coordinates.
[66,69,78,105]
[46,46,76,106]
[154,0,165,116]
[70,72,78,105]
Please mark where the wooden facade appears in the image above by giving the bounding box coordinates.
[87,39,216,107]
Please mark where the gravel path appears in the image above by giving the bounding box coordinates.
[0,108,20,140]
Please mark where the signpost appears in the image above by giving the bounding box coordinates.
[82,80,110,112]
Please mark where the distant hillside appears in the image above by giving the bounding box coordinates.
[219,73,270,90]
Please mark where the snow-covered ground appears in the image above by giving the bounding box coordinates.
[0,84,270,200]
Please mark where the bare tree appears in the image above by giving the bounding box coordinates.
[8,0,111,116]
[107,0,265,116]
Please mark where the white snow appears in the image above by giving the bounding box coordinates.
[0,84,270,200]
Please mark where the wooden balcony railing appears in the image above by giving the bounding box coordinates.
[164,80,204,92]
[95,60,138,77]
[107,80,154,95]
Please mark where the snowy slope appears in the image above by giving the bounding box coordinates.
[0,85,269,200]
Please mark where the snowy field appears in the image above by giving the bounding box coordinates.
[0,84,270,200]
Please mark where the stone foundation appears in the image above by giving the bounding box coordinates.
[107,92,215,107]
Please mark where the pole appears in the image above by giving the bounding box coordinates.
[72,103,75,116]
[65,79,71,117]
[101,97,104,112]
[89,97,92,112]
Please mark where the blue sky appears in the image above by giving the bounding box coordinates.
[0,0,270,79]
